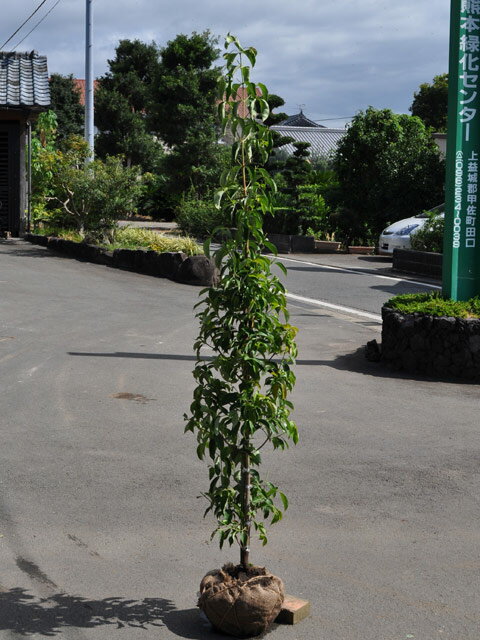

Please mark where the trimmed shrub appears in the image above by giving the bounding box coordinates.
[385,292,480,318]
[175,194,229,238]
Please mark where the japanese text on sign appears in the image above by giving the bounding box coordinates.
[456,1,480,248]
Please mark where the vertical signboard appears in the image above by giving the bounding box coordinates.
[444,0,480,300]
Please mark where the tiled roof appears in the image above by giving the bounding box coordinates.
[0,51,50,108]
[278,111,324,128]
[271,125,346,157]
[73,78,99,106]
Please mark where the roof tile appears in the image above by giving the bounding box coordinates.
[0,51,50,108]
[271,125,346,157]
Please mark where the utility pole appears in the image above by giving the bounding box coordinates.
[85,0,94,159]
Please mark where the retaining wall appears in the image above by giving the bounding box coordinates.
[381,306,480,380]
[392,248,442,279]
[24,234,218,286]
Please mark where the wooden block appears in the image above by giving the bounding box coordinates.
[276,594,310,625]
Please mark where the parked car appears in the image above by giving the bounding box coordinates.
[378,203,445,255]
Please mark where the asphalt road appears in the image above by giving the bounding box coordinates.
[273,253,440,319]
[0,240,479,639]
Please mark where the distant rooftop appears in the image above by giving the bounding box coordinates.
[271,125,346,157]
[73,78,99,106]
[0,51,50,108]
[278,110,324,128]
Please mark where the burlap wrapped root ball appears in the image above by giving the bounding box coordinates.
[198,564,285,638]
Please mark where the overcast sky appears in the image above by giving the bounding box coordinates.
[3,0,451,128]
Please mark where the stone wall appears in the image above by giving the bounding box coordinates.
[24,234,218,287]
[381,306,480,379]
[267,234,316,254]
[392,248,442,279]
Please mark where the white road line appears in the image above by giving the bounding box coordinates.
[275,255,442,290]
[286,292,382,323]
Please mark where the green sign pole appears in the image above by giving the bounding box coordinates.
[444,0,480,300]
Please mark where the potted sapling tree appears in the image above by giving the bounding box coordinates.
[184,35,299,638]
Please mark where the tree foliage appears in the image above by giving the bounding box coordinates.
[95,39,163,171]
[264,94,288,127]
[185,35,298,567]
[149,31,219,147]
[31,110,142,240]
[48,74,84,141]
[333,107,445,240]
[50,153,143,242]
[410,73,448,132]
[148,32,221,214]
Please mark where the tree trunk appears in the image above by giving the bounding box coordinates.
[240,449,251,568]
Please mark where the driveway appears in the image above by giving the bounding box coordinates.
[0,240,478,639]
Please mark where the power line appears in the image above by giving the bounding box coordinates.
[315,116,354,122]
[1,0,51,50]
[10,0,63,51]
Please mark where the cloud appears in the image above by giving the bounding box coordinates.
[2,0,451,126]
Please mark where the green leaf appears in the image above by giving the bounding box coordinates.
[203,237,211,258]
[279,492,289,510]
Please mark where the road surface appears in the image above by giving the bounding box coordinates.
[0,240,478,639]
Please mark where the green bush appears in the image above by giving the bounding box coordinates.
[296,184,330,237]
[410,212,444,252]
[175,194,229,238]
[385,292,480,318]
[333,107,445,238]
[51,154,143,242]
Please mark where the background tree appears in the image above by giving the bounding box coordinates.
[410,73,448,132]
[31,110,61,221]
[264,94,288,126]
[148,31,221,217]
[95,39,163,171]
[333,107,445,242]
[50,154,143,242]
[48,74,84,141]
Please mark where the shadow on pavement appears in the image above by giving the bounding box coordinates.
[67,350,476,386]
[356,255,392,264]
[0,244,54,259]
[69,351,204,361]
[0,588,279,638]
[299,346,476,385]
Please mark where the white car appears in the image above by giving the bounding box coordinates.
[378,204,445,256]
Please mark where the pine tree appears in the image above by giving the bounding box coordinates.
[49,74,84,141]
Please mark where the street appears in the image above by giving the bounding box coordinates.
[0,239,479,639]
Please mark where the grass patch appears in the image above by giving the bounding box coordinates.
[34,225,202,256]
[106,227,201,255]
[34,226,84,243]
[385,292,480,318]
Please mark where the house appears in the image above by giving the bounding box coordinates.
[271,112,345,160]
[72,78,99,106]
[272,111,447,160]
[278,110,324,128]
[433,133,446,156]
[0,51,50,236]
[271,109,345,159]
